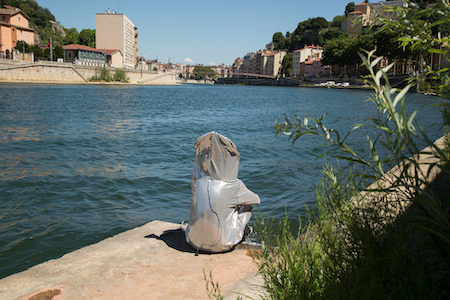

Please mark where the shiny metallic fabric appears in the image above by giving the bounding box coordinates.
[185,132,260,253]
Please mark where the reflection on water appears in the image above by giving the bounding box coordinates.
[0,83,443,279]
[0,126,43,142]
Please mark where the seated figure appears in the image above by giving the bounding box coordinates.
[185,131,260,253]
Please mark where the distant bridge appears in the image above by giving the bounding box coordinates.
[230,73,276,79]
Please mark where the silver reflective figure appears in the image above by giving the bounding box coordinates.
[185,132,260,253]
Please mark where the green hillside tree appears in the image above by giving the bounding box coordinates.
[281,53,293,77]
[345,2,355,16]
[193,66,216,79]
[330,15,347,28]
[273,32,285,50]
[63,27,79,45]
[317,28,348,46]
[78,29,95,48]
[53,45,63,60]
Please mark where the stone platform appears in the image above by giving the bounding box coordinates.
[0,221,265,300]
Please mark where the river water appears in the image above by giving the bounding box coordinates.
[0,83,443,278]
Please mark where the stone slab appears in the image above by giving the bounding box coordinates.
[0,221,265,300]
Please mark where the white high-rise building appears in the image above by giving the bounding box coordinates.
[96,10,137,69]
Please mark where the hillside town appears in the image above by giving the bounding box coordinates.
[0,1,445,82]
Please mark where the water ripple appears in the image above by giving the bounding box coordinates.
[0,83,442,278]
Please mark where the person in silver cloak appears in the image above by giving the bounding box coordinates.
[185,131,260,253]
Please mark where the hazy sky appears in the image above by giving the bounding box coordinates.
[37,0,351,66]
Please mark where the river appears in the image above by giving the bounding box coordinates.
[0,83,443,278]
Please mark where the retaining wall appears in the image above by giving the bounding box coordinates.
[0,61,178,85]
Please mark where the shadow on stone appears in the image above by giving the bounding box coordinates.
[145,229,198,253]
[29,289,61,300]
[145,228,240,255]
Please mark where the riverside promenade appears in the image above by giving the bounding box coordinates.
[0,59,179,85]
[0,221,265,300]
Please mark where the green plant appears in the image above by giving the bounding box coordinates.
[99,67,113,82]
[204,270,223,300]
[113,69,128,82]
[254,2,450,299]
[255,48,450,299]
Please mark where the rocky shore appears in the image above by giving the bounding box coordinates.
[0,221,265,300]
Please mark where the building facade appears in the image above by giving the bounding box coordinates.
[303,58,328,77]
[292,45,323,77]
[95,10,137,69]
[63,44,105,66]
[0,5,35,59]
[242,52,255,73]
[263,51,287,76]
[105,49,123,68]
[343,1,408,34]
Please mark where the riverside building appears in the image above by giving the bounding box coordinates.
[0,5,35,60]
[95,9,137,69]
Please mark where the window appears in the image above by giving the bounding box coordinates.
[68,53,72,58]
[18,17,20,21]
[2,16,5,20]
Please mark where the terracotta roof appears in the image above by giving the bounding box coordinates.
[63,45,122,56]
[104,49,121,56]
[0,6,31,20]
[63,44,103,52]
[294,45,324,52]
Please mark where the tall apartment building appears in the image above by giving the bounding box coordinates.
[243,52,255,73]
[265,51,287,77]
[95,10,137,69]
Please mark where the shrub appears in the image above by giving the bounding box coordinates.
[255,48,450,299]
[99,67,113,82]
[113,69,128,82]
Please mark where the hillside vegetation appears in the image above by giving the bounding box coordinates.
[2,0,95,59]
[1,0,61,44]
[271,0,448,76]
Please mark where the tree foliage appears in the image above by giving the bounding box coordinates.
[193,66,216,79]
[273,32,285,50]
[317,28,348,46]
[281,53,293,77]
[258,2,450,293]
[345,2,355,16]
[1,0,55,27]
[1,0,96,49]
[15,40,45,60]
[53,45,63,60]
[63,27,79,45]
[78,29,96,48]
[113,69,128,82]
[330,15,347,28]
[392,0,450,97]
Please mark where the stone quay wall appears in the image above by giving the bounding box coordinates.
[0,60,179,85]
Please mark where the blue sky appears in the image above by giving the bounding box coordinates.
[37,0,351,66]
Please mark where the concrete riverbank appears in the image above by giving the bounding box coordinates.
[0,221,265,300]
[0,60,179,85]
